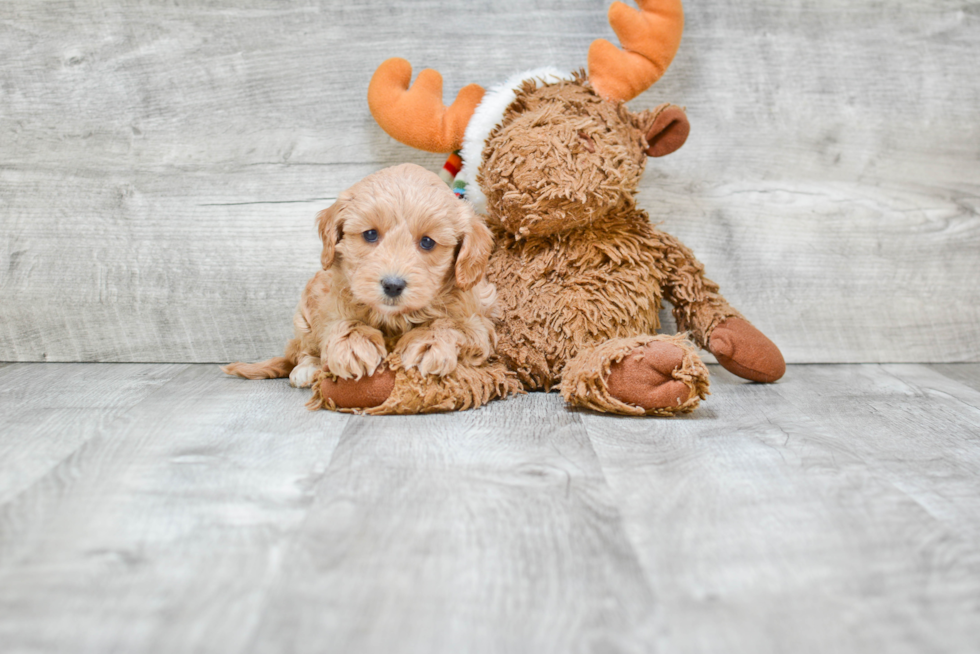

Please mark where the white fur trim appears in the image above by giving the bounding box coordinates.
[457,67,572,214]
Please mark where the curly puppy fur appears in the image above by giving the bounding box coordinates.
[480,73,742,412]
[223,163,502,396]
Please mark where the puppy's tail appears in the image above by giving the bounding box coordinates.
[221,356,295,380]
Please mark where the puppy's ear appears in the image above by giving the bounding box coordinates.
[454,202,494,291]
[316,195,348,270]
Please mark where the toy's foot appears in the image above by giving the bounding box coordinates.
[606,341,696,411]
[309,357,520,414]
[316,367,396,409]
[709,317,786,383]
[561,334,708,416]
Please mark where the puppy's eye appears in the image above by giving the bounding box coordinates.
[362,229,379,243]
[419,236,436,251]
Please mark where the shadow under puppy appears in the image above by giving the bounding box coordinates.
[222,163,520,414]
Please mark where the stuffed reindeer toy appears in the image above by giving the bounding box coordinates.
[324,0,785,415]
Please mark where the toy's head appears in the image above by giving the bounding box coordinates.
[477,73,689,237]
[368,0,689,238]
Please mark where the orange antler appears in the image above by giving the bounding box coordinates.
[367,58,485,153]
[588,0,685,102]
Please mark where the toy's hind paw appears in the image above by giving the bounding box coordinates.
[606,340,697,411]
[561,334,709,416]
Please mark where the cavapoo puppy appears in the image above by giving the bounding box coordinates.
[222,163,497,393]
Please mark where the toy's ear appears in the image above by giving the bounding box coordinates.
[643,104,690,157]
[315,193,350,270]
[454,202,494,291]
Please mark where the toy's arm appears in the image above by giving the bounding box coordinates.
[656,230,739,347]
[656,230,785,382]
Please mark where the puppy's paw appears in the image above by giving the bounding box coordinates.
[396,329,459,377]
[324,324,386,380]
[289,355,321,388]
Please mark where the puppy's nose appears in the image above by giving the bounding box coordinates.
[381,276,407,298]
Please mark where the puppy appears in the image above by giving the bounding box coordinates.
[222,163,497,390]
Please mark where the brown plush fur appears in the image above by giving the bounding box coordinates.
[562,333,709,416]
[481,77,649,238]
[360,0,784,415]
[478,74,781,414]
[223,164,520,413]
[307,354,520,415]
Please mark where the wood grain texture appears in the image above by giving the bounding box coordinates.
[248,393,657,654]
[583,364,980,654]
[0,365,348,654]
[1,363,980,652]
[0,362,185,505]
[1,0,978,363]
[928,363,980,393]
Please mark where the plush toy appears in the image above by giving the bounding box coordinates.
[323,0,784,415]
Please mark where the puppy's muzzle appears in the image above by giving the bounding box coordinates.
[381,276,407,298]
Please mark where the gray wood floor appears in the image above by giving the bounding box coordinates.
[1,363,979,653]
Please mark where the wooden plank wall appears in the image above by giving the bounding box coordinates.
[1,0,977,363]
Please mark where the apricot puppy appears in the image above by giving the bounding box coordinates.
[222,163,496,389]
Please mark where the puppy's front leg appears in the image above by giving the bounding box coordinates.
[322,320,387,380]
[395,327,458,378]
[394,317,494,377]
